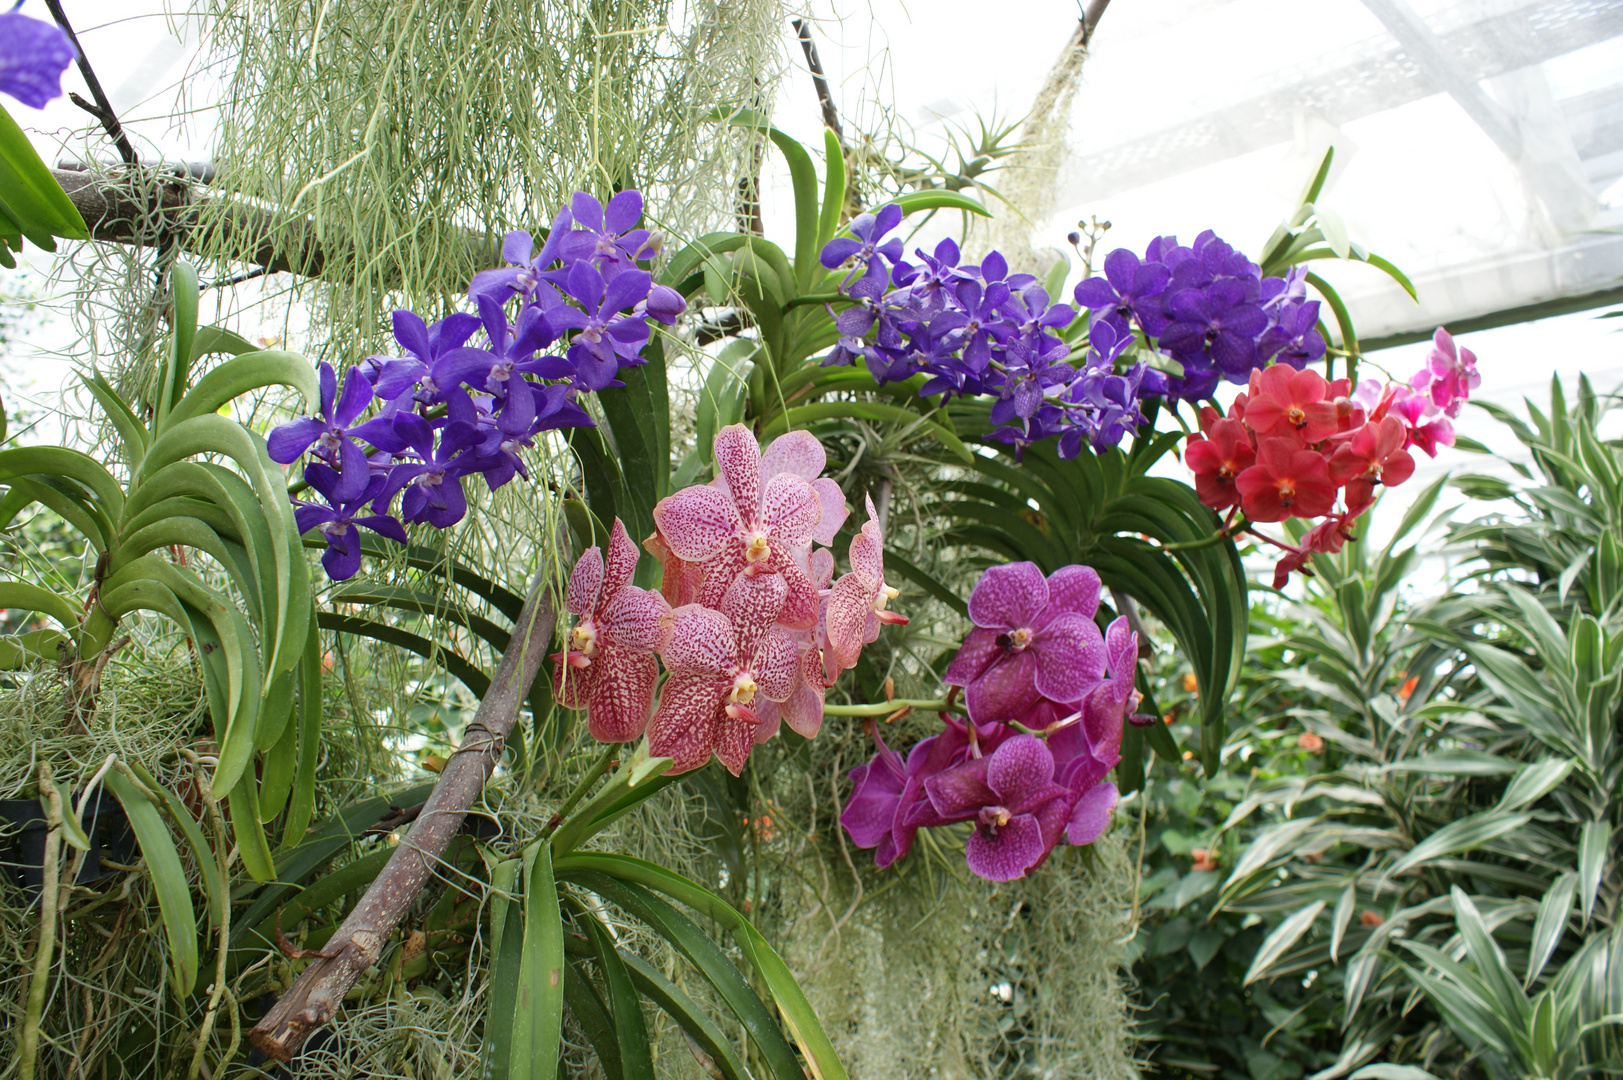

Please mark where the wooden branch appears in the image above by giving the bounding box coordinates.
[53,168,330,277]
[1081,0,1113,46]
[791,18,844,140]
[52,168,499,283]
[248,575,559,1062]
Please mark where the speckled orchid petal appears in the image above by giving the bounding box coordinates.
[697,547,748,609]
[711,424,763,523]
[601,587,672,652]
[760,429,826,482]
[809,547,835,590]
[824,572,876,677]
[753,700,782,745]
[759,473,821,543]
[964,815,1046,882]
[1041,564,1102,623]
[848,496,885,583]
[652,484,740,562]
[751,626,800,702]
[586,648,657,743]
[781,648,827,738]
[713,711,757,776]
[964,649,1041,723]
[648,675,727,773]
[721,570,789,653]
[942,627,1002,688]
[765,546,820,631]
[966,561,1049,630]
[553,655,594,709]
[660,604,736,677]
[809,479,849,545]
[1066,782,1118,846]
[566,546,604,617]
[1031,613,1107,703]
[602,518,641,597]
[645,530,702,607]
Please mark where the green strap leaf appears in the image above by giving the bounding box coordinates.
[560,853,848,1080]
[514,841,565,1080]
[559,867,805,1080]
[619,950,753,1080]
[578,911,652,1079]
[103,769,200,997]
[167,350,321,426]
[0,581,81,639]
[0,102,88,246]
[125,761,223,929]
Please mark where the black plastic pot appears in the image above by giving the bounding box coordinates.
[0,790,137,902]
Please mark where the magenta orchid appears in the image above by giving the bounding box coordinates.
[921,734,1075,882]
[552,519,672,743]
[842,561,1137,882]
[943,562,1108,724]
[1408,327,1480,418]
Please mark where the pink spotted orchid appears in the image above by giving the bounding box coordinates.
[552,519,672,743]
[648,570,800,775]
[823,494,908,683]
[650,425,848,630]
[756,548,835,744]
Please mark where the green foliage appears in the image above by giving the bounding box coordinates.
[0,263,327,875]
[1138,376,1623,1079]
[0,102,89,268]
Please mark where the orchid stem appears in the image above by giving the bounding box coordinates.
[823,697,959,716]
[542,742,620,834]
[786,292,853,309]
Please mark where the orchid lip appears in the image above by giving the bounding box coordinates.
[570,620,599,658]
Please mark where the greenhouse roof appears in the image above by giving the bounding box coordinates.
[773,0,1623,346]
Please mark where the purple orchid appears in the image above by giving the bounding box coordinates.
[369,309,499,405]
[943,562,1108,724]
[551,261,652,391]
[468,214,573,306]
[1072,248,1173,336]
[819,203,904,286]
[267,362,374,486]
[0,9,74,109]
[1257,299,1325,370]
[374,404,479,529]
[292,469,408,582]
[556,190,657,278]
[1159,279,1268,381]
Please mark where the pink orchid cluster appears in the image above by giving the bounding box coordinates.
[841,562,1137,883]
[552,424,907,776]
[1184,327,1479,589]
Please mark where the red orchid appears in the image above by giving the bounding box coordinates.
[1235,438,1336,522]
[1329,416,1415,517]
[1244,364,1338,442]
[1185,417,1256,511]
